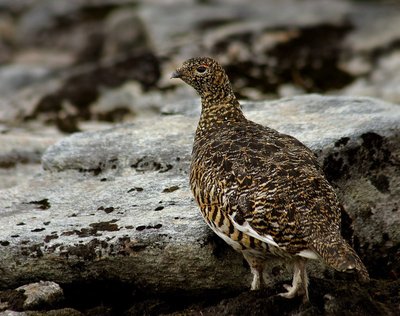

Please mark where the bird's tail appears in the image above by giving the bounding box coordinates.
[310,233,370,282]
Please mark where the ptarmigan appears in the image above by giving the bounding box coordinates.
[171,57,369,301]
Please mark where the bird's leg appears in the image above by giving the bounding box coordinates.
[280,258,309,302]
[250,264,263,290]
[242,252,266,290]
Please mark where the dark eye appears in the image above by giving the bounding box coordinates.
[196,66,207,74]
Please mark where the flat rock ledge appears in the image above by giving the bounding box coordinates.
[0,95,399,303]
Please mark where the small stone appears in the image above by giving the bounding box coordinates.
[162,185,180,193]
[16,281,63,310]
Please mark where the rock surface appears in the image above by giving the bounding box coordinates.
[16,281,63,310]
[0,95,399,315]
[0,129,61,189]
[1,0,400,314]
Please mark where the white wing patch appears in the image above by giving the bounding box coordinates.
[229,213,280,248]
[297,249,319,260]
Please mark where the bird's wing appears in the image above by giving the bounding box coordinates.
[211,128,341,252]
[224,168,341,251]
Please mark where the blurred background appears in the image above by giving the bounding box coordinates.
[0,0,399,186]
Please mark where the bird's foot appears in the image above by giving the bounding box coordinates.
[278,258,309,302]
[279,283,309,303]
[279,283,304,299]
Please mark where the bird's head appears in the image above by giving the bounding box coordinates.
[171,57,234,103]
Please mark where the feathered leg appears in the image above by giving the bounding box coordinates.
[280,258,309,302]
[242,252,266,290]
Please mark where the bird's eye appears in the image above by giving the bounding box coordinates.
[196,66,207,74]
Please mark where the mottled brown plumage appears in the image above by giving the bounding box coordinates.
[172,57,369,300]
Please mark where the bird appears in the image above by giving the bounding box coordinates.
[171,57,369,301]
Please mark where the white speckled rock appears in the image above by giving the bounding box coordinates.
[0,95,399,292]
[16,281,63,310]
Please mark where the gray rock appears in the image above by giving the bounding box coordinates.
[0,65,51,97]
[16,281,63,310]
[0,164,43,190]
[0,95,399,293]
[342,51,400,104]
[0,131,58,168]
[0,130,61,189]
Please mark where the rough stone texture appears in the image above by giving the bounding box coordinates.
[16,281,63,310]
[0,96,399,300]
[0,129,61,189]
[0,132,58,167]
[0,116,247,293]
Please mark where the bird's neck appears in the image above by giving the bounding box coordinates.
[196,92,245,136]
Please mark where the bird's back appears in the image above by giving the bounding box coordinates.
[190,117,342,255]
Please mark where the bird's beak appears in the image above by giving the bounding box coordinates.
[171,70,181,79]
